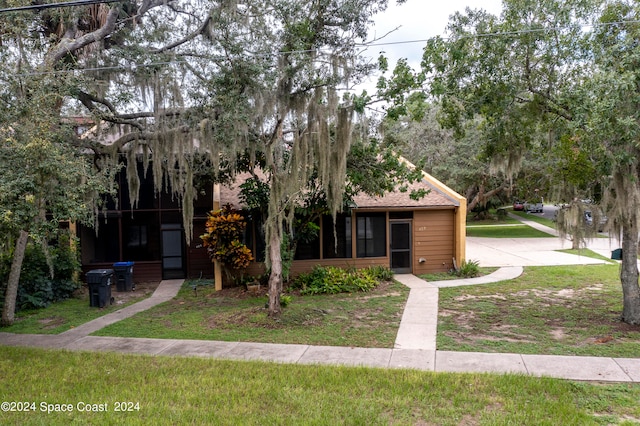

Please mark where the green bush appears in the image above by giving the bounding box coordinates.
[363,265,394,281]
[454,260,481,278]
[0,232,81,311]
[279,294,293,307]
[292,265,384,295]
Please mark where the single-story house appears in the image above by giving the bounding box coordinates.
[79,164,466,283]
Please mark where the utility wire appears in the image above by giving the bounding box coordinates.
[359,19,640,48]
[0,0,121,13]
[6,17,640,78]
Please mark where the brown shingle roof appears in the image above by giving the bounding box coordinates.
[352,179,458,209]
[219,173,460,210]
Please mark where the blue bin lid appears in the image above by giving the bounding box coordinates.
[113,261,135,267]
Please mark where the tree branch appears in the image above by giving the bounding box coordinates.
[45,8,119,65]
[107,125,192,151]
[149,15,211,54]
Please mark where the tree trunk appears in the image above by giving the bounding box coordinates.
[1,230,29,326]
[620,223,640,324]
[571,237,580,250]
[267,227,283,318]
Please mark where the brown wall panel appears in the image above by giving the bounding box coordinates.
[187,220,214,279]
[412,209,455,274]
[82,261,163,284]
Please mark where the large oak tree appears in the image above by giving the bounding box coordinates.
[1,0,406,320]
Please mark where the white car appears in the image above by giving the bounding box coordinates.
[525,202,543,213]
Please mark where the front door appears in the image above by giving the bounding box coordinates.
[162,224,185,279]
[390,221,412,274]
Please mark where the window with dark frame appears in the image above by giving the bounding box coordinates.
[356,213,386,258]
[322,214,352,259]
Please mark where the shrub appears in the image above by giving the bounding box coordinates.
[364,265,394,281]
[292,266,381,295]
[0,232,81,311]
[200,205,253,275]
[0,234,80,310]
[279,294,293,307]
[454,260,481,278]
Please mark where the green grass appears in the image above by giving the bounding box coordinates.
[511,210,557,228]
[419,267,499,282]
[466,224,555,238]
[94,279,409,348]
[1,289,154,334]
[1,346,639,425]
[557,248,615,263]
[437,264,640,357]
[466,214,522,226]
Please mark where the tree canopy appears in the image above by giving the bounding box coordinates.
[1,0,410,319]
[382,0,640,324]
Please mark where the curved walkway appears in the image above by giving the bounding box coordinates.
[1,215,638,382]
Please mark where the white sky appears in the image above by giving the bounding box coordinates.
[356,0,503,93]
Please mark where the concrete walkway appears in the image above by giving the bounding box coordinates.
[1,216,638,382]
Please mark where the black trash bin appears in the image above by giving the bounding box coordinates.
[86,269,114,308]
[612,248,623,260]
[113,261,135,291]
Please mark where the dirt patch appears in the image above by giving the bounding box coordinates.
[550,328,566,340]
[38,316,66,329]
[111,281,160,305]
[74,281,160,305]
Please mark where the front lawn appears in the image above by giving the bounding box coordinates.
[1,282,158,334]
[419,267,499,282]
[93,279,409,348]
[438,264,640,357]
[1,346,639,425]
[466,224,555,238]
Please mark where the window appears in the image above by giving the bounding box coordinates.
[85,218,119,262]
[294,218,321,260]
[244,212,266,262]
[356,213,386,258]
[122,212,160,261]
[322,214,352,259]
[127,225,148,248]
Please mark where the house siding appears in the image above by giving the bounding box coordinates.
[81,261,163,283]
[188,219,215,279]
[412,209,456,274]
[78,159,465,285]
[242,257,389,281]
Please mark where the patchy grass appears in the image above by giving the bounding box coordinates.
[94,279,408,348]
[419,267,499,282]
[466,224,555,238]
[1,346,639,425]
[1,282,158,334]
[438,264,640,357]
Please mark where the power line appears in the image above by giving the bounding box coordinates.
[0,0,120,13]
[359,19,640,48]
[6,17,640,79]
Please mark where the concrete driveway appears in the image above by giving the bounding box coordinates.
[467,237,614,267]
[466,214,621,267]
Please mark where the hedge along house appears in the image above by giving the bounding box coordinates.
[78,156,466,283]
